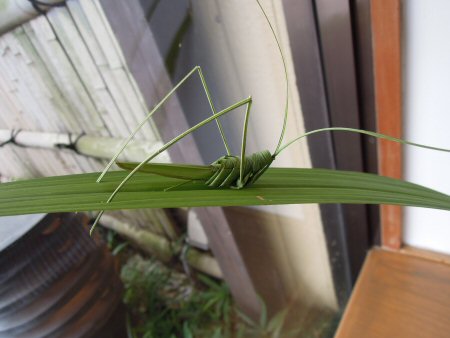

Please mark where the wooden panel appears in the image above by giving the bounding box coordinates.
[335,248,450,338]
[371,0,403,249]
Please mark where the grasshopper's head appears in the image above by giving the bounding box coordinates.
[236,150,274,189]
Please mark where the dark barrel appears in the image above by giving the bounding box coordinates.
[0,213,125,338]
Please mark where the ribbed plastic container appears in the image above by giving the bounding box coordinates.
[0,213,125,338]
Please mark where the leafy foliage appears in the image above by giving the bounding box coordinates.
[121,255,234,337]
[120,255,341,338]
[1,168,448,217]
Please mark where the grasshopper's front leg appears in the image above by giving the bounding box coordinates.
[91,97,253,234]
[96,66,231,184]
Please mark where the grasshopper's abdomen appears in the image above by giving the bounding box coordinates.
[206,150,274,189]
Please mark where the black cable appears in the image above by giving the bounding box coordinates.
[55,132,85,155]
[0,129,22,148]
[27,0,67,15]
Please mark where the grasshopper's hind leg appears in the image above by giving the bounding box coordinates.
[238,98,253,187]
[97,66,231,183]
[91,97,253,234]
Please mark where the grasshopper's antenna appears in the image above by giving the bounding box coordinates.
[255,0,289,155]
[275,127,450,156]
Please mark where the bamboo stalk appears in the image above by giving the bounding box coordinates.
[101,214,174,263]
[185,248,223,279]
[0,129,170,162]
[100,214,223,278]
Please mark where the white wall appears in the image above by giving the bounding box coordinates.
[403,0,450,254]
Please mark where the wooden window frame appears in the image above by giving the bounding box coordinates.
[371,0,403,250]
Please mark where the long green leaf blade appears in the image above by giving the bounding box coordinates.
[0,168,448,216]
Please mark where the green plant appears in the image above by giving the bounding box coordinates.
[120,255,340,337]
[1,168,448,217]
[122,256,184,337]
[121,255,237,337]
[104,228,129,256]
[236,300,291,338]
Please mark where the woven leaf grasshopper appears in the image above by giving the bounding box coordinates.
[91,0,449,234]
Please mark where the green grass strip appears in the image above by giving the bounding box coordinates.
[0,168,448,217]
